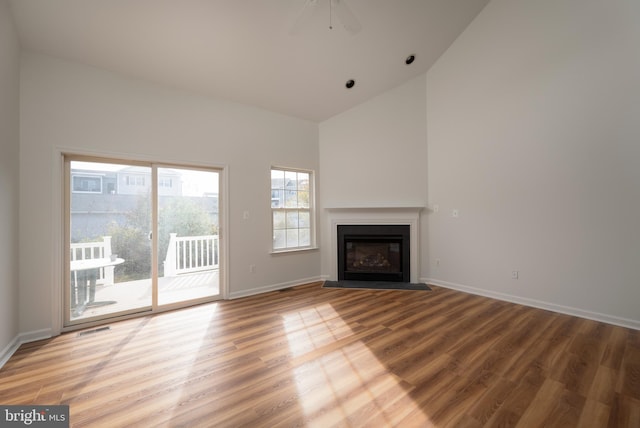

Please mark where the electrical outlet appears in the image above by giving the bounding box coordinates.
[435,258,441,267]
[452,209,459,218]
[249,264,256,273]
[512,271,519,279]
[433,204,439,213]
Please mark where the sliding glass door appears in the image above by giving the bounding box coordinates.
[65,157,222,327]
[157,167,220,305]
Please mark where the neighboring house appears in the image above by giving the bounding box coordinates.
[117,166,182,197]
[270,175,310,208]
[72,167,182,197]
[70,167,218,241]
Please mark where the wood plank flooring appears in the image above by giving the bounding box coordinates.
[1,282,639,427]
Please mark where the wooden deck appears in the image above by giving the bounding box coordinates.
[71,270,219,321]
[3,282,639,427]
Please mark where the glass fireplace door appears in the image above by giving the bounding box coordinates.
[337,224,410,282]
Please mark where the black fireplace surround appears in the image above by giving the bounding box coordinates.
[337,224,410,282]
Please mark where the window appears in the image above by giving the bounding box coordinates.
[72,175,102,193]
[271,167,314,251]
[125,175,146,186]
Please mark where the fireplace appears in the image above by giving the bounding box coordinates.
[337,224,410,282]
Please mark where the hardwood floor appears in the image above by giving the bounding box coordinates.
[1,282,639,427]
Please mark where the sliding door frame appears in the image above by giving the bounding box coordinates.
[57,151,228,333]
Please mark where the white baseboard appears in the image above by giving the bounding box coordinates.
[423,277,640,331]
[0,328,53,370]
[18,328,53,344]
[0,336,21,369]
[228,276,324,300]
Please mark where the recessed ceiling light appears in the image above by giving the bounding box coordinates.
[345,79,355,89]
[405,54,416,65]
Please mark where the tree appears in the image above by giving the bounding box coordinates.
[107,196,216,280]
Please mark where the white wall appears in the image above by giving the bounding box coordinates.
[12,0,640,343]
[0,0,21,364]
[427,0,640,327]
[19,53,320,335]
[319,75,428,278]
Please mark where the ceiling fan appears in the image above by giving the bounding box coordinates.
[290,0,362,35]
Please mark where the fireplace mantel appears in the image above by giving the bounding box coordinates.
[326,206,423,283]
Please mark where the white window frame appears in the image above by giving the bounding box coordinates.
[270,166,316,253]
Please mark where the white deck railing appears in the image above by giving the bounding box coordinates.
[70,236,114,285]
[164,233,219,276]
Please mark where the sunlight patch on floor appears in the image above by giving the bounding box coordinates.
[282,304,433,427]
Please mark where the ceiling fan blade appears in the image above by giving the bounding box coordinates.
[289,0,319,35]
[331,0,362,35]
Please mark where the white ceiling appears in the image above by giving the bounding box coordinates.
[9,0,489,122]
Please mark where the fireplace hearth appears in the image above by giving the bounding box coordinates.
[337,224,410,282]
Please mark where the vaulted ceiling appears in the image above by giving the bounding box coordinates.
[9,0,489,122]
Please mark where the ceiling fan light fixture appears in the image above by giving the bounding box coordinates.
[405,54,416,65]
[345,79,355,89]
